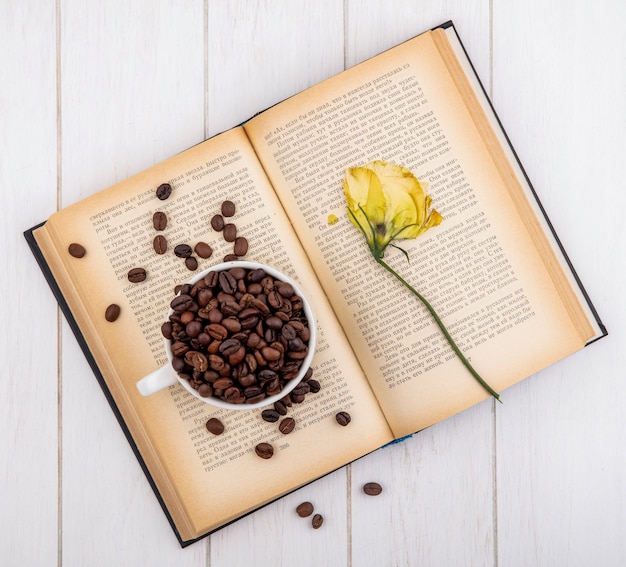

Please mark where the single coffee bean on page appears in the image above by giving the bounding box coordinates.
[255,442,274,459]
[152,211,167,231]
[153,234,167,254]
[205,417,224,435]
[233,236,248,256]
[222,223,237,242]
[296,501,314,517]
[68,243,86,258]
[210,214,225,231]
[335,411,351,426]
[363,482,383,496]
[221,200,236,217]
[156,183,172,200]
[261,409,280,423]
[194,241,213,259]
[127,267,147,283]
[185,256,198,271]
[311,513,323,529]
[105,304,121,322]
[174,243,193,258]
[279,417,296,435]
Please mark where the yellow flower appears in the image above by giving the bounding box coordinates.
[343,160,442,258]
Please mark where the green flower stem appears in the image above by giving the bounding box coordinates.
[375,256,501,403]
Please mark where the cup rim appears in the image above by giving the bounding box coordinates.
[163,260,316,410]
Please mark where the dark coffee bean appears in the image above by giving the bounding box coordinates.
[311,514,323,529]
[218,271,237,294]
[128,267,147,283]
[221,200,236,217]
[274,400,288,415]
[194,241,213,259]
[105,304,121,322]
[174,244,193,258]
[161,322,173,339]
[363,482,383,496]
[335,411,351,426]
[255,442,274,459]
[210,214,225,231]
[185,256,198,271]
[153,234,167,254]
[307,379,321,393]
[152,211,167,230]
[198,383,213,398]
[233,236,248,256]
[156,183,172,200]
[279,417,295,434]
[261,409,280,423]
[223,253,238,262]
[68,243,86,258]
[170,294,193,311]
[223,223,237,242]
[296,502,314,517]
[206,417,224,435]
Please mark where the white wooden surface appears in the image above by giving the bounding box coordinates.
[2,1,624,565]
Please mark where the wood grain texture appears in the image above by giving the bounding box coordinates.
[3,0,624,565]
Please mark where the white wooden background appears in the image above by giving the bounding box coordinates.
[2,1,624,565]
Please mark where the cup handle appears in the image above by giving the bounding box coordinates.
[136,365,177,397]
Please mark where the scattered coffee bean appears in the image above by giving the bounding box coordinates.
[363,482,383,496]
[206,417,224,435]
[261,409,281,423]
[221,200,236,217]
[335,411,351,426]
[311,514,324,529]
[156,183,172,200]
[274,400,288,415]
[233,236,248,256]
[223,253,238,262]
[255,442,274,459]
[68,243,86,258]
[296,502,314,517]
[279,417,296,435]
[194,241,213,259]
[153,234,167,254]
[211,214,225,231]
[105,304,121,322]
[307,379,321,393]
[152,211,167,231]
[174,244,193,258]
[223,223,237,242]
[185,256,198,271]
[128,267,147,283]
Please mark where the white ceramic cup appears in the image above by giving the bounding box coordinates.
[136,260,316,410]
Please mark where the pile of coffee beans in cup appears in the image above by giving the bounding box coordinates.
[161,265,312,405]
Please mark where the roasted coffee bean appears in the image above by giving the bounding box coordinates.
[156,183,172,200]
[363,482,383,496]
[311,514,323,529]
[255,442,274,459]
[223,253,238,262]
[170,294,194,311]
[223,223,237,242]
[279,417,295,434]
[153,234,167,254]
[152,211,167,230]
[185,256,198,271]
[174,244,193,258]
[210,214,225,231]
[206,417,224,435]
[307,379,321,393]
[335,411,351,426]
[221,200,236,217]
[68,243,86,258]
[233,236,248,256]
[194,241,213,259]
[296,502,314,517]
[274,400,288,416]
[261,409,280,423]
[128,267,147,283]
[105,304,121,322]
[161,321,173,339]
[218,271,237,294]
[197,383,213,398]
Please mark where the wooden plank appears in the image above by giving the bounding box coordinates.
[58,1,207,564]
[493,1,626,564]
[1,2,60,565]
[345,2,496,565]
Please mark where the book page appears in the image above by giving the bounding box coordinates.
[245,29,597,437]
[34,127,392,541]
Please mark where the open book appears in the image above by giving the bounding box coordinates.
[25,22,606,546]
